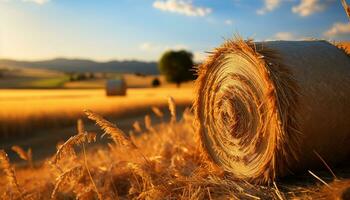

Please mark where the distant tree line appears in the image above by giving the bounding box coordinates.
[0,68,9,78]
[66,72,96,82]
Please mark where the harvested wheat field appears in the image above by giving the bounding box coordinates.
[1,39,350,200]
[0,100,349,200]
[0,88,193,139]
[2,0,350,199]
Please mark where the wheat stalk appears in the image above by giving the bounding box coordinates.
[11,146,28,161]
[144,115,155,132]
[51,132,96,165]
[133,121,143,133]
[76,118,102,200]
[11,146,33,168]
[168,96,177,123]
[77,118,85,134]
[0,150,23,199]
[151,106,164,118]
[84,109,136,149]
[341,0,350,20]
[51,165,84,199]
[84,110,154,167]
[27,148,33,169]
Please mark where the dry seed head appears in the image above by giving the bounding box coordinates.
[11,146,28,161]
[52,132,96,165]
[77,119,85,134]
[51,165,84,199]
[84,109,137,149]
[27,148,33,168]
[11,146,33,168]
[168,96,177,123]
[144,115,155,132]
[341,0,350,20]
[0,150,22,196]
[151,106,164,118]
[133,121,143,133]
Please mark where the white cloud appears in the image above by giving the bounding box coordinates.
[257,0,281,15]
[153,0,212,17]
[292,0,325,17]
[324,22,350,38]
[0,0,50,4]
[224,19,233,25]
[274,32,295,40]
[139,42,156,51]
[22,0,49,4]
[193,51,207,62]
[266,32,297,40]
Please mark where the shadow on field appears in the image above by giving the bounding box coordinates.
[0,105,190,165]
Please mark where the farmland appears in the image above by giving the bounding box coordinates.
[1,0,350,199]
[1,44,350,199]
[1,99,349,199]
[0,87,193,139]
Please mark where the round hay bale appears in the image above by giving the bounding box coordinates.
[106,78,127,96]
[194,38,350,183]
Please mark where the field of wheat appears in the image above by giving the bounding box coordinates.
[0,100,349,199]
[1,0,349,199]
[1,41,350,199]
[0,88,193,139]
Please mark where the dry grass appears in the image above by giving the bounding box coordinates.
[341,0,350,20]
[62,74,194,89]
[0,99,349,199]
[11,146,33,169]
[338,41,350,55]
[0,150,23,199]
[0,88,193,138]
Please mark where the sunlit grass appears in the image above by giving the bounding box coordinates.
[0,102,348,199]
[0,88,193,138]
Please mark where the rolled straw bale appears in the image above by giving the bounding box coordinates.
[106,78,127,96]
[194,38,350,183]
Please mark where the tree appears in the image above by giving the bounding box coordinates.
[158,50,195,87]
[88,72,95,79]
[152,77,161,87]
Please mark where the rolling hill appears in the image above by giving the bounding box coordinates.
[0,58,159,75]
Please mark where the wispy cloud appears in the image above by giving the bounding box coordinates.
[266,32,298,40]
[324,22,350,38]
[274,32,295,40]
[193,51,207,62]
[153,0,212,17]
[224,19,234,25]
[1,0,50,4]
[292,0,326,17]
[24,0,49,4]
[257,0,281,15]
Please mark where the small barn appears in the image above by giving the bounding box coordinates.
[105,78,127,96]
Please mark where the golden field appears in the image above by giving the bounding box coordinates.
[0,43,349,199]
[1,104,349,199]
[0,87,193,138]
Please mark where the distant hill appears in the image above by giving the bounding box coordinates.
[0,58,159,75]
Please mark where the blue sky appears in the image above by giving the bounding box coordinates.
[0,0,349,62]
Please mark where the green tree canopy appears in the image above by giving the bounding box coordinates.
[158,50,195,86]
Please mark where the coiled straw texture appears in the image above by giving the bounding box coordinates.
[194,38,350,184]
